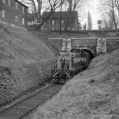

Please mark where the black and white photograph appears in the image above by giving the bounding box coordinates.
[0,0,119,119]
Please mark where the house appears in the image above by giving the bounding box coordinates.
[27,12,41,26]
[0,0,28,29]
[41,11,79,31]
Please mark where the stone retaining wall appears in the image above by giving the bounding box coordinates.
[48,36,119,55]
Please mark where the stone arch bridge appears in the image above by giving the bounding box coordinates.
[48,37,119,59]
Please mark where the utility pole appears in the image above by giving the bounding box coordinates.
[60,0,62,34]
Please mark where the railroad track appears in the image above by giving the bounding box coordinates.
[0,84,62,119]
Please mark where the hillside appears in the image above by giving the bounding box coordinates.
[30,48,119,119]
[31,31,60,54]
[0,24,55,67]
[0,23,55,105]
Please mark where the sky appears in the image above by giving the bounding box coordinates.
[21,0,101,29]
[85,0,101,29]
[61,0,101,29]
[58,0,101,29]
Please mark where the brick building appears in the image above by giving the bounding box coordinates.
[0,0,28,29]
[41,11,79,31]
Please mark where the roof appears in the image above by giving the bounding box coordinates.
[41,11,78,19]
[15,0,28,8]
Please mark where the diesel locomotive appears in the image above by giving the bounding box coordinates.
[52,49,91,83]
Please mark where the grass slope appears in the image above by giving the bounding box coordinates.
[30,48,119,119]
[0,23,56,104]
[31,31,60,54]
[0,23,55,67]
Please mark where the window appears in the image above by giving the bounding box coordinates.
[61,20,64,25]
[8,0,10,6]
[51,20,55,25]
[15,16,18,22]
[22,18,24,25]
[2,0,5,3]
[2,10,5,18]
[15,2,18,10]
[22,6,24,13]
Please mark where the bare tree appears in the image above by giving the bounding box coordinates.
[37,0,42,22]
[66,0,87,12]
[113,0,119,14]
[98,0,119,29]
[20,0,41,22]
[20,0,65,28]
[101,14,114,29]
[39,0,65,28]
[44,0,64,11]
[64,0,88,30]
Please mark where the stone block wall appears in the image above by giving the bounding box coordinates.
[71,37,97,47]
[49,35,119,55]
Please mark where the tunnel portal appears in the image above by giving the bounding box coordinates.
[81,49,95,60]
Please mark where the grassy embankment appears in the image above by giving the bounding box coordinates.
[0,24,56,67]
[0,23,56,105]
[28,48,119,119]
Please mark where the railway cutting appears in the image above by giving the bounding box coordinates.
[0,84,62,119]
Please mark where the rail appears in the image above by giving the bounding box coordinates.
[0,84,62,119]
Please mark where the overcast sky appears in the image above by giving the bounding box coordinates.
[21,0,100,29]
[83,0,100,29]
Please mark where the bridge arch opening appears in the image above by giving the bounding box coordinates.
[81,49,95,60]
